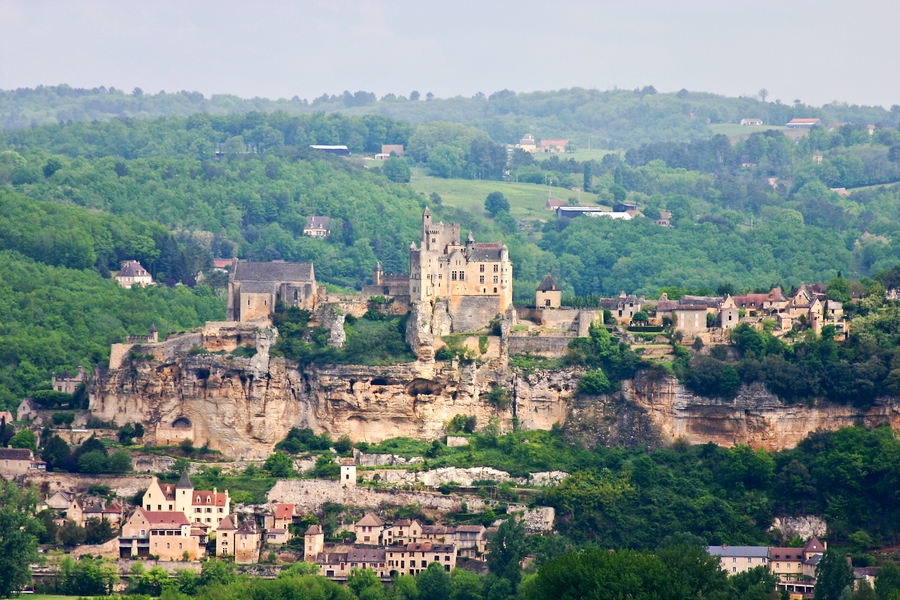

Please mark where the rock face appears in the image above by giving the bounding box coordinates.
[91,321,900,460]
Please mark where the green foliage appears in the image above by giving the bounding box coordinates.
[814,551,854,600]
[276,427,333,454]
[8,429,37,451]
[383,156,411,183]
[273,304,415,366]
[485,192,510,216]
[58,555,119,596]
[417,562,452,600]
[487,517,527,589]
[264,451,295,477]
[578,369,611,395]
[310,453,340,480]
[0,482,42,597]
[567,322,642,381]
[30,389,74,408]
[58,519,87,545]
[51,411,76,426]
[483,384,511,410]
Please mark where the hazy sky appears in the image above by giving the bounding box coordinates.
[1,1,898,107]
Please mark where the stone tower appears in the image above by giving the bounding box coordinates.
[304,524,324,562]
[174,470,194,515]
[340,458,356,488]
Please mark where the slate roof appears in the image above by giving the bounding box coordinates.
[218,515,238,531]
[305,524,323,535]
[0,448,33,460]
[118,260,150,278]
[348,546,386,562]
[469,243,504,262]
[237,519,259,535]
[176,470,194,489]
[305,216,331,230]
[707,545,769,558]
[537,275,559,292]
[769,548,805,561]
[239,281,277,294]
[233,260,313,283]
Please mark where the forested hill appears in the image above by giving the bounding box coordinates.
[4,85,898,148]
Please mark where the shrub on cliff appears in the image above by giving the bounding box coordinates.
[578,370,611,395]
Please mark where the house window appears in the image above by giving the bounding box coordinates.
[493,276,498,284]
[459,272,464,281]
[479,265,485,272]
[494,287,497,293]
[493,264,498,272]
[479,276,484,284]
[545,299,551,307]
[452,271,457,280]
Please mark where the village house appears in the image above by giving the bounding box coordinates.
[317,547,389,580]
[304,524,325,562]
[717,296,740,330]
[707,537,826,596]
[516,134,537,153]
[539,139,569,153]
[740,118,764,126]
[655,211,673,227]
[355,512,384,545]
[380,144,405,157]
[120,508,201,560]
[141,472,231,532]
[544,198,568,211]
[264,503,295,546]
[453,524,489,557]
[600,292,644,325]
[0,447,46,479]
[226,260,321,321]
[115,260,154,288]
[410,208,513,332]
[303,216,331,238]
[51,366,87,394]
[386,542,456,576]
[535,275,562,309]
[673,304,710,337]
[707,545,769,575]
[384,518,423,546]
[233,519,261,563]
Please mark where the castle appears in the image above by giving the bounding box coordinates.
[409,208,513,331]
[226,260,321,322]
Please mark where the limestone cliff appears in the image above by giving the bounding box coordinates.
[91,320,900,460]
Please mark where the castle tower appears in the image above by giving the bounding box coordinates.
[340,458,356,488]
[304,524,324,562]
[174,470,194,515]
[373,262,383,286]
[149,324,158,343]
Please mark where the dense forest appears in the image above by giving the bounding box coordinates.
[4,84,899,148]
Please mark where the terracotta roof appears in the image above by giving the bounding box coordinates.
[537,275,559,292]
[769,548,805,560]
[545,199,568,208]
[357,513,384,527]
[143,509,190,526]
[455,525,486,533]
[788,118,821,124]
[232,260,313,283]
[540,139,569,147]
[192,491,228,507]
[213,258,235,269]
[274,504,294,520]
[804,537,825,553]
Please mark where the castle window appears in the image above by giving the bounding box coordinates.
[451,271,457,280]
[294,291,298,300]
[459,272,464,281]
[479,264,485,272]
[494,287,497,293]
[493,276,498,284]
[493,264,498,272]
[479,276,484,284]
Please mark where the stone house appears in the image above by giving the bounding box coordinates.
[51,366,87,394]
[304,524,325,562]
[410,208,513,332]
[303,216,331,238]
[340,459,356,488]
[655,211,672,227]
[0,447,46,479]
[317,547,388,579]
[381,144,405,157]
[386,542,456,576]
[707,545,769,575]
[115,260,154,288]
[516,134,537,153]
[544,199,568,211]
[355,512,384,545]
[718,296,740,330]
[362,262,410,298]
[233,519,261,563]
[600,292,644,325]
[119,508,200,560]
[453,524,488,557]
[141,472,231,532]
[226,260,320,322]
[674,304,709,337]
[383,518,423,546]
[741,118,764,126]
[539,139,569,153]
[535,275,561,309]
[264,503,294,546]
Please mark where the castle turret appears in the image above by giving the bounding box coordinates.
[304,524,324,562]
[373,262,383,286]
[175,470,194,514]
[340,458,356,488]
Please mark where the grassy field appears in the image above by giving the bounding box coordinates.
[409,169,602,220]
[709,123,787,137]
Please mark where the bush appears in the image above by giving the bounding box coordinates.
[30,389,73,408]
[485,191,510,216]
[483,384,511,410]
[435,346,455,361]
[9,429,37,451]
[578,370,612,395]
[479,336,489,355]
[264,451,295,477]
[52,412,76,426]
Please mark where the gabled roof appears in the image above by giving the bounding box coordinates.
[804,536,825,554]
[469,243,504,262]
[192,491,229,507]
[142,509,191,526]
[769,547,805,560]
[232,260,314,283]
[305,216,331,229]
[118,260,150,278]
[0,448,33,460]
[237,519,259,535]
[707,545,769,558]
[540,139,569,147]
[356,513,384,527]
[455,524,486,533]
[274,503,294,520]
[176,470,194,490]
[305,524,323,535]
[348,547,386,562]
[537,275,559,292]
[218,515,238,531]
